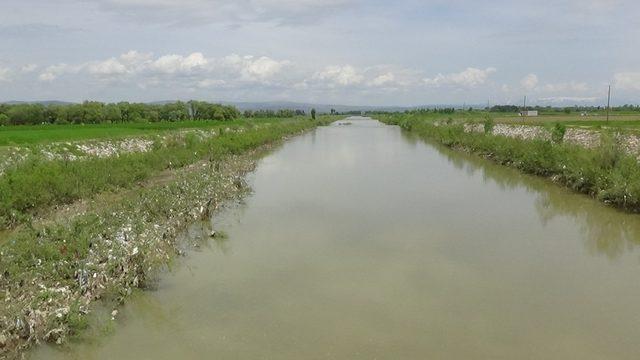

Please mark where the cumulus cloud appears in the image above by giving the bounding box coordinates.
[520,74,539,91]
[0,67,11,82]
[150,53,208,74]
[424,67,496,88]
[614,72,640,90]
[518,74,591,94]
[538,96,599,103]
[196,79,227,88]
[221,55,291,82]
[541,81,589,92]
[38,63,79,81]
[32,52,504,99]
[313,65,364,87]
[87,58,129,76]
[369,72,395,87]
[36,51,292,89]
[20,64,38,73]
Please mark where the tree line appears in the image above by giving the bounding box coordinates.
[0,101,242,126]
[242,109,305,118]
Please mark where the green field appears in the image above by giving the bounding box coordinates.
[0,118,288,146]
[395,111,640,130]
[495,114,640,128]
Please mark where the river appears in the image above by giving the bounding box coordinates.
[34,117,640,359]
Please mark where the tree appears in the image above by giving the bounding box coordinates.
[0,100,240,126]
[311,108,316,120]
[0,113,8,126]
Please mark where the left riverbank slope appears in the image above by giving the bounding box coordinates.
[0,117,332,358]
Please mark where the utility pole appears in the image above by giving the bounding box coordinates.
[606,85,611,123]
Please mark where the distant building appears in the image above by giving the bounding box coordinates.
[519,110,539,117]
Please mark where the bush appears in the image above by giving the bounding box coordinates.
[483,116,494,134]
[551,122,566,143]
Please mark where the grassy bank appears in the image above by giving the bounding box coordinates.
[0,117,330,229]
[0,117,330,357]
[0,118,303,146]
[379,114,640,212]
[385,110,640,131]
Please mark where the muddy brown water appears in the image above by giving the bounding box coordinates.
[34,118,640,359]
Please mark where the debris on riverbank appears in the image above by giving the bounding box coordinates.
[0,120,323,359]
[0,128,227,176]
[463,122,640,160]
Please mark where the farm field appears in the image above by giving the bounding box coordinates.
[0,118,299,146]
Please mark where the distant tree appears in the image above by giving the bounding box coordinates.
[0,100,241,126]
[7,104,46,125]
[0,113,8,126]
[311,108,316,120]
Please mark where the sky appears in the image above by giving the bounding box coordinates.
[0,0,638,106]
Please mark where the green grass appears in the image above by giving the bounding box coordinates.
[395,111,640,131]
[0,118,287,146]
[379,113,640,212]
[0,117,328,229]
[493,114,640,129]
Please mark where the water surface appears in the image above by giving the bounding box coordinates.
[35,118,640,359]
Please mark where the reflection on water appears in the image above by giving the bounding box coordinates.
[418,134,640,260]
[34,117,640,360]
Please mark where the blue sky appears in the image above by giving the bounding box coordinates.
[0,0,638,106]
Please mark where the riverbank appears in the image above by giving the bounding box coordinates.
[0,117,330,358]
[0,118,332,230]
[378,114,640,212]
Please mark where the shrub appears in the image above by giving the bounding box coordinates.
[551,122,566,143]
[483,116,494,134]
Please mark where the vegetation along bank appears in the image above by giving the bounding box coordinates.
[0,116,332,358]
[378,113,640,212]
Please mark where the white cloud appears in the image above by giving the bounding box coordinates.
[520,74,539,91]
[614,72,640,90]
[150,53,208,74]
[313,65,364,86]
[222,55,290,82]
[35,51,293,88]
[541,81,589,92]
[424,67,496,88]
[369,72,395,87]
[197,79,227,88]
[0,67,11,82]
[38,63,78,81]
[20,64,38,73]
[87,58,129,76]
[538,96,599,103]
